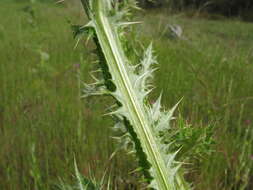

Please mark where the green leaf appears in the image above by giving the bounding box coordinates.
[80,0,190,189]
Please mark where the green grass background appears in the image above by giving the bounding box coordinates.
[0,1,253,190]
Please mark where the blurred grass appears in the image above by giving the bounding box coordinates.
[138,9,253,190]
[0,1,130,189]
[0,1,253,190]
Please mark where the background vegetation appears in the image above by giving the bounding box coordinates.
[0,0,252,189]
[140,0,253,21]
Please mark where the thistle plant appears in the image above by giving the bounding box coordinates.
[58,162,111,190]
[78,0,190,189]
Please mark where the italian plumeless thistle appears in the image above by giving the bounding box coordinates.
[79,0,190,189]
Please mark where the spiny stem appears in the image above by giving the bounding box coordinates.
[80,0,189,189]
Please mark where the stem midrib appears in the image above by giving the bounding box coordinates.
[92,1,171,189]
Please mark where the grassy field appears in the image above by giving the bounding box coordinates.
[0,1,253,190]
